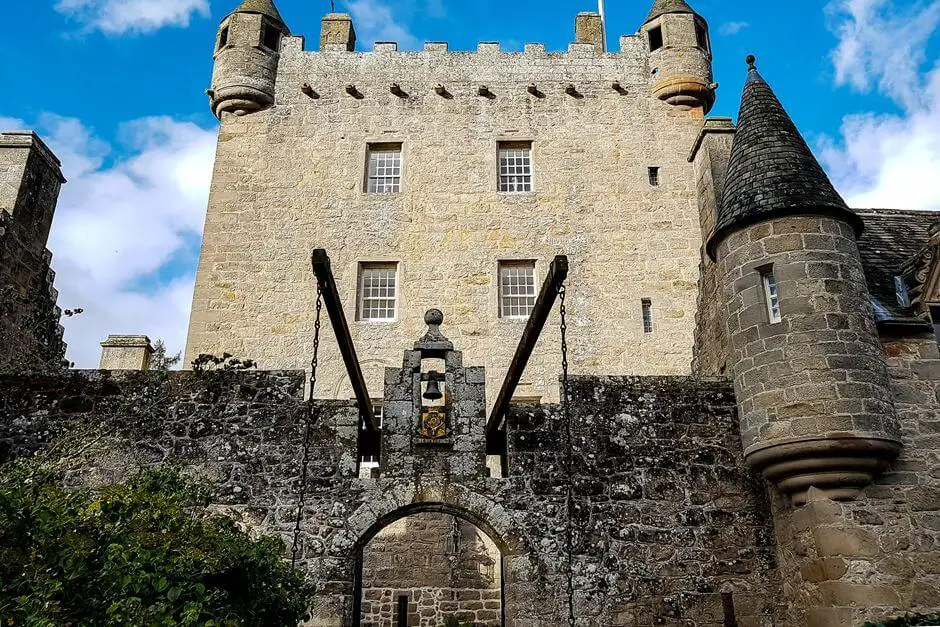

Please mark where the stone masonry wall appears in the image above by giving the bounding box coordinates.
[768,332,940,626]
[0,132,66,372]
[0,370,778,626]
[361,512,502,626]
[716,216,898,457]
[186,30,709,407]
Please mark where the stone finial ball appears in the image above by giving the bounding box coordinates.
[425,309,444,326]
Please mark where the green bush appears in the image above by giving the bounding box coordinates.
[865,613,940,627]
[0,464,312,626]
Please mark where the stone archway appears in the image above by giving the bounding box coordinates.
[346,494,532,627]
[357,509,503,626]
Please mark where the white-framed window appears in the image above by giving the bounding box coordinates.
[499,261,537,318]
[762,271,782,324]
[365,143,402,194]
[498,142,533,193]
[642,299,653,334]
[358,263,398,321]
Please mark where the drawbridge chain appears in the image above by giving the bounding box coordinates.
[559,283,576,627]
[292,283,323,569]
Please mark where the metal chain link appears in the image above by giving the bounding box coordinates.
[292,284,323,569]
[559,283,576,627]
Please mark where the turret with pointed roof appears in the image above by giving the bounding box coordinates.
[639,0,715,112]
[207,0,290,119]
[707,55,863,259]
[712,58,901,507]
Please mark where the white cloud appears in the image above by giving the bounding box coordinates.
[4,114,217,367]
[820,0,940,211]
[827,0,940,109]
[347,0,420,49]
[719,21,750,36]
[55,0,210,35]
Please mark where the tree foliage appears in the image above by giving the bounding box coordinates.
[151,339,182,372]
[0,465,311,626]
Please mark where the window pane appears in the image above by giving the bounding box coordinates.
[499,263,537,317]
[642,300,653,334]
[763,273,782,324]
[367,147,402,194]
[359,265,398,321]
[498,145,532,193]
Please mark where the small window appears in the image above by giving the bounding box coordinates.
[498,141,533,193]
[358,263,398,322]
[261,21,281,51]
[642,299,653,333]
[365,144,402,194]
[762,271,782,324]
[695,21,709,53]
[648,167,660,186]
[218,26,229,51]
[648,26,663,52]
[499,261,537,318]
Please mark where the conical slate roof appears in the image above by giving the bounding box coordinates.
[644,0,698,24]
[233,0,284,24]
[706,56,863,260]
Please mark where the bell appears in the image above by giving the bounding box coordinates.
[423,377,443,401]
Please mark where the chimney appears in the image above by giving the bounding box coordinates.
[99,335,154,371]
[320,13,356,51]
[575,12,604,54]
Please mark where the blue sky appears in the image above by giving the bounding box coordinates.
[2,0,939,366]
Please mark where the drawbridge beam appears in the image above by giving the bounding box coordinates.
[486,254,569,449]
[311,249,378,433]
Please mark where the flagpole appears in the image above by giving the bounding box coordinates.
[598,0,607,52]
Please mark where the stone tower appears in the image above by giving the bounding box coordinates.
[207,0,290,118]
[0,131,67,370]
[640,0,715,112]
[707,58,901,505]
[186,2,713,403]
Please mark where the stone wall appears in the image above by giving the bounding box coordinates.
[0,131,66,372]
[0,370,779,626]
[187,28,710,406]
[361,512,502,626]
[768,332,940,626]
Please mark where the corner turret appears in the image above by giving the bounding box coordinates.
[710,57,900,505]
[640,0,715,112]
[207,0,290,119]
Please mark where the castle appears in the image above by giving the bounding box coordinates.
[1,0,940,625]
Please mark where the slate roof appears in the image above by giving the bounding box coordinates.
[644,0,698,24]
[706,59,863,259]
[233,0,284,24]
[856,209,939,328]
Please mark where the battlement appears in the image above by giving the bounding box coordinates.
[273,33,656,111]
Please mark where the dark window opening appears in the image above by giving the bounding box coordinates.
[217,26,229,51]
[262,22,281,51]
[396,595,408,627]
[931,306,940,347]
[648,26,663,52]
[695,21,710,53]
[648,167,660,186]
[642,299,653,334]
